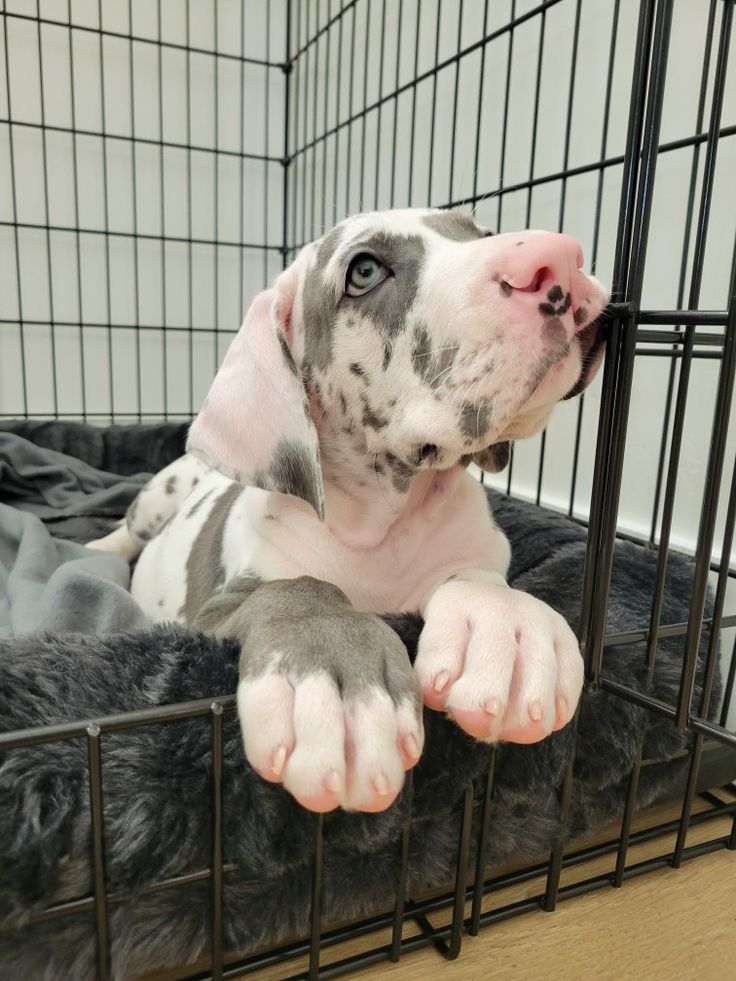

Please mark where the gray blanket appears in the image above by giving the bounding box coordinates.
[0,433,149,636]
[0,420,729,980]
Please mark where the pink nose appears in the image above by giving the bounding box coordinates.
[496,233,589,330]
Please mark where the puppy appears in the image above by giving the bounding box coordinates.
[89,208,608,814]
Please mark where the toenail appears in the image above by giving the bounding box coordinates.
[373,772,390,796]
[271,744,287,777]
[402,733,421,760]
[485,697,501,716]
[529,700,543,722]
[324,769,342,793]
[433,670,450,693]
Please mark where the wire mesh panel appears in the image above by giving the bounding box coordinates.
[1,0,736,979]
[0,0,286,423]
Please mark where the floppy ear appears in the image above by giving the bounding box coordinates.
[472,441,510,474]
[186,267,324,520]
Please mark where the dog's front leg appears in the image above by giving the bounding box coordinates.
[414,569,583,745]
[196,576,423,813]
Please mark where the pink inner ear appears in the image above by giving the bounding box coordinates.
[186,287,324,517]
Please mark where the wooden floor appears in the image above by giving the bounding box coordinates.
[354,848,736,980]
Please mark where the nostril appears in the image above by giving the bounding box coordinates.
[419,443,438,463]
[516,266,550,294]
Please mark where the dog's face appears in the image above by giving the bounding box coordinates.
[291,208,608,482]
[188,208,609,517]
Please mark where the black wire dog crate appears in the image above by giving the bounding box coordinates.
[1,0,736,978]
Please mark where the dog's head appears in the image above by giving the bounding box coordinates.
[188,208,608,519]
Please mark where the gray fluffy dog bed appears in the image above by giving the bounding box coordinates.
[0,420,722,979]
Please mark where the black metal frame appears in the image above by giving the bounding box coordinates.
[1,1,736,978]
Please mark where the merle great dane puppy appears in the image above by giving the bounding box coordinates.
[89,208,608,814]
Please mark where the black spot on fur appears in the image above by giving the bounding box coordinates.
[350,362,365,377]
[165,476,177,495]
[382,342,392,370]
[338,391,348,414]
[547,285,564,303]
[361,395,388,430]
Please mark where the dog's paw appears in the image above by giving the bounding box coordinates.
[414,580,583,744]
[235,578,423,813]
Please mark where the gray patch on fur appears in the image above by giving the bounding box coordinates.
[165,476,177,495]
[301,226,345,372]
[230,577,420,708]
[186,487,215,518]
[459,402,492,442]
[473,441,511,473]
[252,438,324,519]
[347,232,426,338]
[179,483,242,622]
[361,395,388,430]
[422,211,486,242]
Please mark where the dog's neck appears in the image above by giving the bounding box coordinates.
[314,407,458,549]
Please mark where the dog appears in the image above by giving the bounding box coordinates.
[89,208,608,814]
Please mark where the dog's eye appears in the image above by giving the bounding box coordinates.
[346,254,389,296]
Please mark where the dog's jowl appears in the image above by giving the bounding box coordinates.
[88,208,609,814]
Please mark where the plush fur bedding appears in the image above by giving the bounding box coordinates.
[0,420,719,979]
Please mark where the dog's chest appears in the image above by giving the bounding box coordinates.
[131,470,501,620]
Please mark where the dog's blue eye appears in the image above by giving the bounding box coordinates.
[346,254,388,296]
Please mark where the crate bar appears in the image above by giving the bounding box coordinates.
[358,0,372,212]
[372,0,387,211]
[320,0,332,227]
[185,0,194,413]
[390,771,414,961]
[264,4,272,287]
[676,294,736,728]
[0,115,282,162]
[211,704,225,979]
[528,8,547,500]
[309,0,321,238]
[501,0,517,492]
[87,724,111,980]
[1,9,282,68]
[282,0,291,265]
[309,813,325,980]
[331,0,344,225]
[95,0,116,421]
[157,0,168,416]
[300,2,309,241]
[66,0,87,419]
[344,2,357,213]
[2,10,29,414]
[0,115,281,163]
[0,220,278,251]
[674,458,736,865]
[128,0,142,418]
[447,0,464,205]
[650,0,719,544]
[470,0,490,207]
[569,0,622,517]
[388,0,402,207]
[214,0,220,350]
[542,704,580,912]
[537,0,582,505]
[0,694,237,751]
[426,0,442,207]
[615,0,732,881]
[443,784,474,958]
[36,4,59,417]
[469,748,497,936]
[406,0,421,205]
[604,612,736,648]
